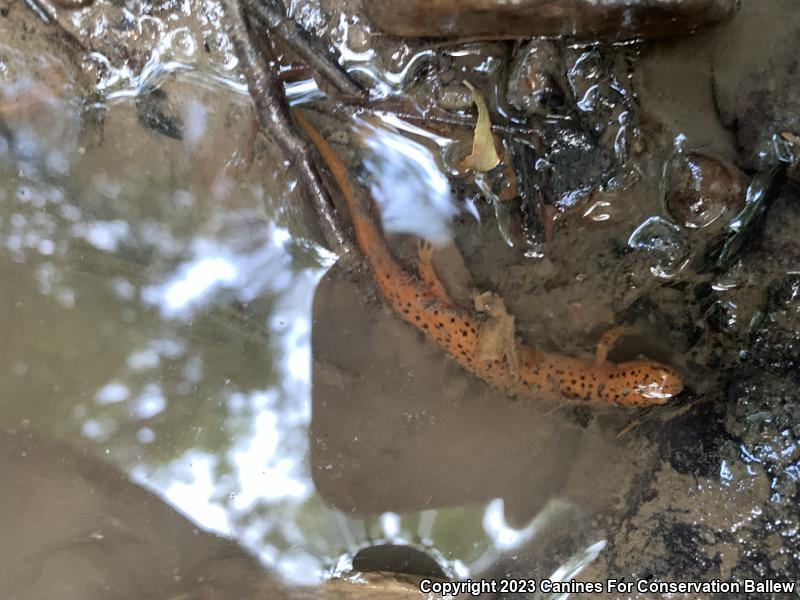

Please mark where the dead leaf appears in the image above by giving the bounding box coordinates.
[458,81,501,173]
[474,291,518,376]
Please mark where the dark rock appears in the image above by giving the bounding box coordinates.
[506,40,565,115]
[352,545,447,578]
[366,0,738,42]
[546,127,616,203]
[662,400,729,477]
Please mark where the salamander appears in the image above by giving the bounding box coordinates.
[295,112,684,406]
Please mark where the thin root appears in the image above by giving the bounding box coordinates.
[242,0,364,99]
[219,0,355,259]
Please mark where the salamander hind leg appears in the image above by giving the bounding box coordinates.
[416,240,453,307]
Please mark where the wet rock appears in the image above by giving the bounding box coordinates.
[435,84,473,111]
[710,0,800,169]
[565,47,637,146]
[545,127,616,204]
[663,151,747,232]
[352,545,447,578]
[506,40,565,115]
[661,400,729,477]
[366,0,738,42]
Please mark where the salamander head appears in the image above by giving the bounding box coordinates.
[606,360,684,406]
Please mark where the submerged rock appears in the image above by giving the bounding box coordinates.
[663,151,747,232]
[366,0,738,41]
[506,40,564,115]
[628,216,689,278]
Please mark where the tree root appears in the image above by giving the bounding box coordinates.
[220,0,356,259]
[242,0,365,100]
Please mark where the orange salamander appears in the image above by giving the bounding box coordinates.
[295,112,684,406]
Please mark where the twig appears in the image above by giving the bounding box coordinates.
[23,0,55,22]
[340,95,548,138]
[23,0,93,50]
[219,0,355,258]
[615,418,641,438]
[242,0,365,99]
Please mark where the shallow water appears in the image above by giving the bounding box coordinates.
[1,0,799,598]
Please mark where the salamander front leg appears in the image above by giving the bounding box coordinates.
[594,325,630,367]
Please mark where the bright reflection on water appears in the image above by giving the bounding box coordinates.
[357,118,459,245]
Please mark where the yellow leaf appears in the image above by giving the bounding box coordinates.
[459,81,501,173]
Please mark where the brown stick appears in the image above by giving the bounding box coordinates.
[339,95,546,138]
[219,0,355,258]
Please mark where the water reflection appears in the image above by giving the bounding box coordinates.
[0,16,620,584]
[356,118,458,244]
[1,57,578,591]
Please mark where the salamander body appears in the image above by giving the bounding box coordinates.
[296,112,683,406]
